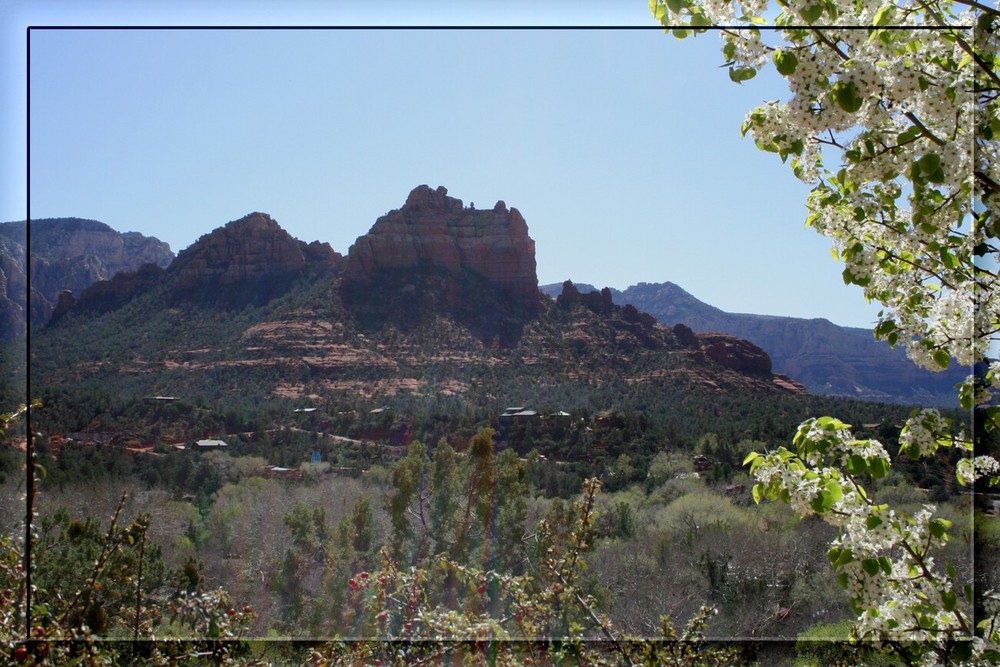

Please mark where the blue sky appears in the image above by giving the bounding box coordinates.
[3,1,886,328]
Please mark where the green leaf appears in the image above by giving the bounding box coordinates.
[752,483,763,504]
[828,547,842,565]
[939,249,959,269]
[941,589,957,612]
[690,11,711,27]
[862,558,880,576]
[932,349,950,369]
[897,126,922,144]
[866,515,882,531]
[772,49,799,76]
[666,0,686,13]
[729,66,757,83]
[723,40,737,62]
[825,480,843,504]
[651,0,667,20]
[868,457,889,479]
[799,4,824,23]
[929,518,951,540]
[833,80,863,113]
[874,320,896,340]
[873,4,895,26]
[847,454,868,475]
[918,152,940,173]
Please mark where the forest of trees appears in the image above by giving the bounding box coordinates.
[0,389,991,664]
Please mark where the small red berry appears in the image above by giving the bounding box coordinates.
[13,647,28,661]
[348,578,359,589]
[477,585,486,595]
[227,608,237,616]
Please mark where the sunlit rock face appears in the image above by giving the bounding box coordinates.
[695,332,773,375]
[340,185,540,344]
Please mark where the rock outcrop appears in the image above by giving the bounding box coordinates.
[62,263,166,320]
[552,281,805,395]
[169,212,341,306]
[695,332,772,375]
[341,186,540,345]
[541,280,967,406]
[0,235,26,340]
[0,218,174,338]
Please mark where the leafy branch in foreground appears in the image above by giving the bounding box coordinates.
[649,0,1000,663]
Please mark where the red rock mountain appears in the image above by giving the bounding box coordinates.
[26,193,810,412]
[168,212,341,305]
[340,185,540,344]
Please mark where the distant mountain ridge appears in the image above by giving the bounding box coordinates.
[7,197,962,408]
[540,281,966,406]
[0,217,174,338]
[23,187,806,414]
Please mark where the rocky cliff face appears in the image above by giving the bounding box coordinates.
[341,186,540,345]
[0,218,175,338]
[541,280,966,406]
[168,212,341,306]
[553,281,805,395]
[694,332,773,375]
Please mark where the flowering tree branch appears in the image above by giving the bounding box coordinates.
[651,0,999,662]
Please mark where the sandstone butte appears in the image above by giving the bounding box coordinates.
[341,185,539,315]
[171,211,341,292]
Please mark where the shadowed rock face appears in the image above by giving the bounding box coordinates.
[169,212,341,306]
[0,218,175,338]
[340,186,540,345]
[541,280,967,406]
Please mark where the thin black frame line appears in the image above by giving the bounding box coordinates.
[23,24,33,645]
[19,17,982,649]
[24,23,972,31]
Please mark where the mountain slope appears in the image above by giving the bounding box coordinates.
[24,189,805,420]
[541,281,966,406]
[0,217,175,338]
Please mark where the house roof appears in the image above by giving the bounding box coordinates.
[195,439,228,448]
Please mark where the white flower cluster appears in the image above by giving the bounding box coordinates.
[900,409,948,458]
[652,1,999,659]
[655,0,994,377]
[747,413,981,652]
[956,455,1000,485]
